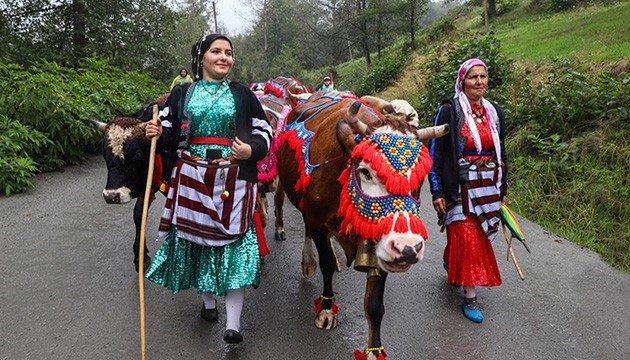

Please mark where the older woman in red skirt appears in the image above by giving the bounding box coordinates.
[428,58,509,323]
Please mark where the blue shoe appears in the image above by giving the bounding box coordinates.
[443,262,448,271]
[462,297,483,323]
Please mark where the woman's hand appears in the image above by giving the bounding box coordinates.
[145,119,162,139]
[433,198,446,214]
[231,136,252,160]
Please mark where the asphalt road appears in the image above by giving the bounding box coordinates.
[1,155,628,360]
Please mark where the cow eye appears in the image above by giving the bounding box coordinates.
[359,168,372,182]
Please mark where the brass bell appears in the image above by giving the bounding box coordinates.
[354,238,378,272]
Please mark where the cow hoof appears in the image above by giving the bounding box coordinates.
[274,231,286,241]
[315,310,338,330]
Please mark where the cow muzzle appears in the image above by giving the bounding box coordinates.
[102,187,132,204]
[376,235,425,273]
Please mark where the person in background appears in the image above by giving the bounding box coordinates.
[428,58,509,323]
[318,75,335,92]
[169,67,193,90]
[145,34,272,343]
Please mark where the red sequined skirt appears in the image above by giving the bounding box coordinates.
[443,214,502,287]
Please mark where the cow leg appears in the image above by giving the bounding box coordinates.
[312,229,337,330]
[363,269,388,359]
[132,198,151,273]
[273,181,286,241]
[301,226,317,279]
[255,191,268,228]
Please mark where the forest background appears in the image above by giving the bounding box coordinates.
[0,0,628,272]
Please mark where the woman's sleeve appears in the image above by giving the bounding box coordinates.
[156,87,182,154]
[428,104,451,200]
[247,91,273,162]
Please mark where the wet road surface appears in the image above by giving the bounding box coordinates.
[1,155,628,359]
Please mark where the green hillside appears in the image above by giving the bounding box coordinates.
[495,2,630,62]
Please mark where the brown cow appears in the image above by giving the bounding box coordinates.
[255,77,312,237]
[276,93,448,358]
[255,93,293,228]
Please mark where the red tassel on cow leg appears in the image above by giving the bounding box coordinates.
[353,347,386,359]
[353,350,368,360]
[254,211,270,257]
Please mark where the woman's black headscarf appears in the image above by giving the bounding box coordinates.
[191,34,233,80]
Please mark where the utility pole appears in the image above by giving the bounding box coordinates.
[212,1,218,33]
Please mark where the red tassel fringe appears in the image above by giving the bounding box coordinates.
[253,211,270,257]
[313,295,339,315]
[353,348,387,360]
[353,350,368,360]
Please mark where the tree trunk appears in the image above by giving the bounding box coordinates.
[71,0,87,64]
[488,0,496,18]
[357,0,371,68]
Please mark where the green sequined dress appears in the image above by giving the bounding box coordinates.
[145,80,261,296]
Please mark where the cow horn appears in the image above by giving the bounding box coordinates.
[415,124,450,141]
[346,101,368,136]
[90,119,108,133]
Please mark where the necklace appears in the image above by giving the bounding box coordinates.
[199,80,229,102]
[471,111,486,124]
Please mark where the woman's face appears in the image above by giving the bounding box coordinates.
[462,65,488,103]
[201,39,234,82]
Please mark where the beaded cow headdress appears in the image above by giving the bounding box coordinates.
[338,133,433,241]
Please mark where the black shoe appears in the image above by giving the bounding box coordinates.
[223,329,243,343]
[200,302,218,322]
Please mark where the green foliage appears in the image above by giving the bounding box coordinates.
[0,114,50,196]
[509,59,630,138]
[504,61,630,270]
[547,0,582,12]
[418,35,513,123]
[0,59,165,173]
[426,17,457,42]
[318,39,411,97]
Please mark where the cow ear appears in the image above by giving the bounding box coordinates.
[336,120,357,153]
[382,104,395,115]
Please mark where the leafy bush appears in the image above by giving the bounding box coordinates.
[0,59,165,172]
[504,62,630,270]
[418,35,514,123]
[352,51,409,97]
[0,114,50,196]
[509,59,630,140]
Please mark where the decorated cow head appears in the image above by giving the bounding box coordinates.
[336,100,448,272]
[91,117,150,204]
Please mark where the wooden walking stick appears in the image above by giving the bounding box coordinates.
[502,223,525,280]
[137,104,160,360]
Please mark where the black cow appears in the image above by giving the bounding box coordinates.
[91,95,168,272]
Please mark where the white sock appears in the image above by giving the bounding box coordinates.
[463,286,477,299]
[201,292,216,309]
[225,287,245,331]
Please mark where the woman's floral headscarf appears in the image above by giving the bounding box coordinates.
[454,58,487,97]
